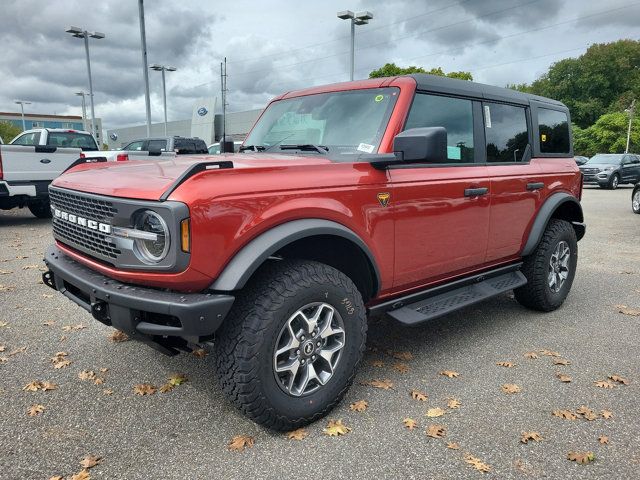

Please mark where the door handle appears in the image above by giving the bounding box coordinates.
[464,187,488,197]
[526,182,544,191]
[40,159,51,164]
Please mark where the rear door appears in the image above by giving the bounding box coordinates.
[389,92,491,289]
[621,155,639,183]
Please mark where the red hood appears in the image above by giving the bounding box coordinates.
[52,153,335,200]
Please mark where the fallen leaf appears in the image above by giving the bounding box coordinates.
[540,349,561,357]
[369,360,384,367]
[554,358,571,366]
[567,451,595,464]
[393,362,409,374]
[496,361,516,368]
[133,384,157,396]
[287,428,308,440]
[362,379,393,390]
[501,384,521,394]
[447,398,461,409]
[577,405,598,421]
[0,284,15,292]
[608,375,629,386]
[0,321,9,328]
[109,330,129,343]
[410,389,428,401]
[594,380,615,389]
[159,383,174,393]
[167,373,188,386]
[556,373,572,383]
[464,453,492,473]
[0,269,13,274]
[8,346,26,356]
[103,389,114,396]
[426,424,446,438]
[51,352,71,369]
[521,432,543,444]
[49,476,64,480]
[323,419,351,436]
[192,348,207,358]
[598,435,609,445]
[41,381,58,391]
[78,370,96,381]
[70,469,91,480]
[524,351,539,359]
[614,304,640,316]
[440,370,459,378]
[27,404,45,416]
[447,442,460,450]
[42,294,54,298]
[93,378,104,385]
[228,435,254,451]
[426,407,446,418]
[43,321,55,326]
[79,455,102,469]
[0,345,4,352]
[601,410,613,419]
[22,264,38,270]
[553,409,577,420]
[99,368,108,373]
[403,418,417,430]
[349,400,368,412]
[389,350,413,361]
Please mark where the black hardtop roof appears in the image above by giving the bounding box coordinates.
[408,73,566,109]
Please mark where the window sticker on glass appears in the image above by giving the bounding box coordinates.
[484,105,492,128]
[541,134,547,142]
[447,146,461,160]
[357,143,375,153]
[374,94,384,102]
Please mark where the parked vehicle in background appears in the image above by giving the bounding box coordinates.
[208,141,242,154]
[91,136,208,162]
[633,183,640,213]
[1,129,98,217]
[579,153,640,189]
[42,74,585,430]
[574,155,588,165]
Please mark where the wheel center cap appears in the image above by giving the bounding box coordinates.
[302,341,315,356]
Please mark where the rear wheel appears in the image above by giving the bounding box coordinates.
[214,259,367,431]
[515,219,577,312]
[28,200,52,219]
[633,189,640,214]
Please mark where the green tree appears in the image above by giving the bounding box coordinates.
[0,121,21,143]
[572,112,640,156]
[369,63,472,80]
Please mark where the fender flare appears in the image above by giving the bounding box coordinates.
[209,219,381,292]
[521,192,585,257]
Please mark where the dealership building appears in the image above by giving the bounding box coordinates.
[106,97,262,149]
[0,112,103,145]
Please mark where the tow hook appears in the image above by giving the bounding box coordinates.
[42,270,56,290]
[91,301,110,322]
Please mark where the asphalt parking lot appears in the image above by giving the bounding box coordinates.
[0,186,638,480]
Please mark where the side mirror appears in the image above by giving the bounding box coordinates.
[393,127,448,163]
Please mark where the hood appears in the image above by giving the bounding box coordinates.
[579,164,617,170]
[52,153,335,200]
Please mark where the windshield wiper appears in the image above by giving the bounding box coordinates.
[239,145,266,152]
[280,144,329,153]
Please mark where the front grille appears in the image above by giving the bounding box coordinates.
[580,168,599,175]
[49,188,118,221]
[52,219,121,259]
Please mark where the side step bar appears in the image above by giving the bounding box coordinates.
[386,270,527,326]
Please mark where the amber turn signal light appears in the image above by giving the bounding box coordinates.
[180,219,190,253]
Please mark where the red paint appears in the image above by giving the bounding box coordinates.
[51,78,582,300]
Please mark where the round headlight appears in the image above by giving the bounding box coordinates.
[133,210,170,263]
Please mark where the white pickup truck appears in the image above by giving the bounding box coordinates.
[93,136,209,162]
[0,128,99,218]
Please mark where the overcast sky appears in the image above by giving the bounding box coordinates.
[1,0,639,130]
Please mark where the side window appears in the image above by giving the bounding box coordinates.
[484,103,529,163]
[538,108,570,154]
[404,93,475,163]
[124,141,144,151]
[11,132,41,146]
[147,140,166,151]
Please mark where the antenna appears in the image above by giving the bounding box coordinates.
[220,57,228,150]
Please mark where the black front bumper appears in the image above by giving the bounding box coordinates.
[43,245,235,355]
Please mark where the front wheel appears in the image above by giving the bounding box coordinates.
[214,260,367,431]
[633,189,640,214]
[28,200,52,219]
[609,173,620,190]
[515,219,578,312]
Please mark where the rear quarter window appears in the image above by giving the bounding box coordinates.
[538,108,570,154]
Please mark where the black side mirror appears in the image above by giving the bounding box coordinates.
[393,127,448,163]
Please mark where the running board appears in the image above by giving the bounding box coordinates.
[387,271,527,326]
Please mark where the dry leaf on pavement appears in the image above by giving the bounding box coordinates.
[323,419,351,436]
[576,406,598,421]
[79,455,102,469]
[553,409,577,420]
[554,358,571,366]
[447,442,460,450]
[614,304,640,316]
[440,370,459,378]
[103,389,114,396]
[287,428,308,441]
[464,453,492,473]
[349,400,368,412]
[362,379,394,390]
[426,424,446,438]
[608,375,629,385]
[70,470,91,480]
[109,330,129,343]
[594,380,616,389]
[601,410,613,419]
[410,389,428,401]
[540,349,561,357]
[501,384,521,394]
[426,407,446,418]
[133,384,157,396]
[567,451,595,464]
[27,404,45,416]
[393,362,409,373]
[192,348,207,358]
[447,398,461,409]
[524,351,538,359]
[598,435,609,445]
[78,370,96,381]
[496,361,516,368]
[403,418,417,430]
[520,432,543,444]
[389,350,413,361]
[556,373,572,383]
[228,435,255,451]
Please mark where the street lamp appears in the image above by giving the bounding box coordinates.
[14,101,32,131]
[65,26,104,143]
[337,10,373,81]
[625,99,636,154]
[150,64,177,136]
[75,92,91,131]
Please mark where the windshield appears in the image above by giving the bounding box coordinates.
[47,132,98,151]
[243,87,399,156]
[587,154,623,164]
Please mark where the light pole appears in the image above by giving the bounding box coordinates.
[14,101,31,131]
[150,64,176,136]
[138,0,152,136]
[75,92,89,131]
[337,10,373,81]
[65,26,104,143]
[625,99,635,153]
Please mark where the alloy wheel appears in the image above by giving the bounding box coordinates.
[548,240,570,293]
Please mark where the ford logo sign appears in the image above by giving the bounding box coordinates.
[197,107,208,116]
[109,133,118,141]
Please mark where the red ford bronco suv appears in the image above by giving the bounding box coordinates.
[42,74,585,430]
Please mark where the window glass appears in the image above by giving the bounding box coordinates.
[404,93,474,163]
[538,108,570,153]
[484,103,529,162]
[208,143,221,154]
[11,132,41,146]
[47,132,98,151]
[124,141,144,151]
[147,140,166,151]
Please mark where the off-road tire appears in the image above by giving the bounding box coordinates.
[214,259,367,431]
[28,201,52,219]
[514,219,577,312]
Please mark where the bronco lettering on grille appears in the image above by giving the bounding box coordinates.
[53,207,112,234]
